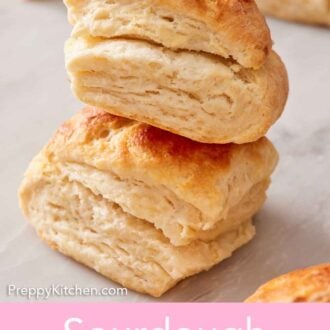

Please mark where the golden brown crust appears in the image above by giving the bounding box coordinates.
[50,106,275,184]
[245,264,330,302]
[64,0,272,68]
[58,107,232,163]
[54,107,233,167]
[130,124,231,164]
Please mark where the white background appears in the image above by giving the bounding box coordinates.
[0,0,329,302]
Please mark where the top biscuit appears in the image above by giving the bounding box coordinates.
[245,264,330,302]
[64,0,272,69]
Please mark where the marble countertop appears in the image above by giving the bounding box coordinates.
[0,0,329,302]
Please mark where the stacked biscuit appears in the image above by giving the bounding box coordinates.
[19,0,288,297]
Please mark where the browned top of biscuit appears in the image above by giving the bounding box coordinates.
[246,264,330,302]
[65,0,272,68]
[131,123,232,164]
[43,107,277,217]
[53,107,270,170]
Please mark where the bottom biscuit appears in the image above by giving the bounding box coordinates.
[19,157,255,297]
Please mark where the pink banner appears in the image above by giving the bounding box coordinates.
[0,303,329,330]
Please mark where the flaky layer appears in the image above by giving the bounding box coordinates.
[59,162,270,245]
[245,264,330,302]
[64,0,272,68]
[256,0,330,26]
[65,32,288,144]
[25,108,278,246]
[19,157,255,297]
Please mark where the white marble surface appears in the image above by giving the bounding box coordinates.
[0,0,329,302]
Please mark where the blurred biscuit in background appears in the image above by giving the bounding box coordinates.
[246,264,330,302]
